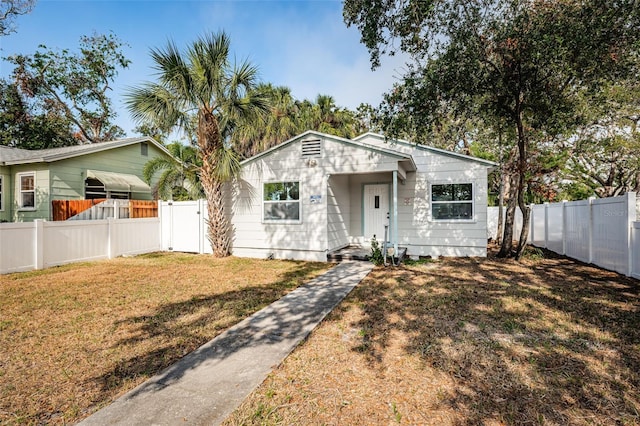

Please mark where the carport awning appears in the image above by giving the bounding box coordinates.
[86,170,151,193]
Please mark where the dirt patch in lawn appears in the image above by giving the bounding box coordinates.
[224,247,640,425]
[0,253,329,425]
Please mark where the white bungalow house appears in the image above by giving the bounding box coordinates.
[226,131,497,262]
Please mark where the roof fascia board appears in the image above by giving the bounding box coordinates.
[241,130,415,168]
[354,132,498,168]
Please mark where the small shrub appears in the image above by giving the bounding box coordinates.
[370,236,384,266]
[522,246,545,261]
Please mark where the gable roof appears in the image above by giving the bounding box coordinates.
[0,137,172,166]
[241,130,418,171]
[353,132,498,168]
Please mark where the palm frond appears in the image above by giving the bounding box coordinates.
[150,40,195,103]
[125,83,187,131]
[142,156,173,183]
[212,144,241,182]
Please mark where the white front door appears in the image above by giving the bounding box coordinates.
[363,184,389,242]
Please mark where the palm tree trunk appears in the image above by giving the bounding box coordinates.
[204,174,231,257]
[198,110,232,257]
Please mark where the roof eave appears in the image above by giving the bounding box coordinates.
[240,130,415,166]
[354,132,498,168]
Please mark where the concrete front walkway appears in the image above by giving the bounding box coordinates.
[78,261,373,426]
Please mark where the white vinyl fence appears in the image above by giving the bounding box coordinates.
[490,193,639,277]
[633,222,640,279]
[487,206,526,241]
[0,217,161,274]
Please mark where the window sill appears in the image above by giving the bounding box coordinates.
[18,207,37,212]
[262,220,302,225]
[429,218,477,223]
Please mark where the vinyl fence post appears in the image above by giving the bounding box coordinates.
[529,204,534,243]
[108,217,116,259]
[625,192,636,276]
[34,219,44,270]
[588,196,595,264]
[530,203,535,245]
[158,200,164,251]
[199,199,206,254]
[544,202,549,249]
[562,200,567,255]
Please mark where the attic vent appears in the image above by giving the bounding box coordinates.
[301,139,322,158]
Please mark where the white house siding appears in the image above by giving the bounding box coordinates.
[327,174,350,251]
[229,136,408,261]
[353,135,489,257]
[229,132,492,261]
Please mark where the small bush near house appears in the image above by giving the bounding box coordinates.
[369,236,384,266]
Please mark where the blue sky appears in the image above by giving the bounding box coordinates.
[0,0,406,138]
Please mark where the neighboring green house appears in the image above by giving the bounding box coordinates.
[0,137,174,222]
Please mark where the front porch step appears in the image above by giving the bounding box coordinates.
[327,245,407,263]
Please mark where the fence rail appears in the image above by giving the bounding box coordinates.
[490,193,639,277]
[0,218,161,274]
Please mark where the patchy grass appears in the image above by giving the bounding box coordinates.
[224,247,640,425]
[0,253,329,425]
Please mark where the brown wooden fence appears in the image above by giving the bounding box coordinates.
[52,199,106,221]
[52,199,158,221]
[129,200,158,218]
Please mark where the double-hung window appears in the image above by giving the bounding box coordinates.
[263,181,300,222]
[431,183,474,220]
[19,173,36,209]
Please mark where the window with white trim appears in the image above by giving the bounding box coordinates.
[0,175,3,211]
[263,181,300,222]
[19,172,36,209]
[431,183,473,220]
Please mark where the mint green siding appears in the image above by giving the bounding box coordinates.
[11,164,50,222]
[48,142,164,201]
[0,165,10,222]
[3,142,171,222]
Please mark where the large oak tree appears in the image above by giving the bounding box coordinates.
[344,0,640,259]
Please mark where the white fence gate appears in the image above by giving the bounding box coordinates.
[490,193,639,277]
[160,200,212,254]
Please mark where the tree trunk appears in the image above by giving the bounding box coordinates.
[496,171,505,244]
[497,172,518,257]
[198,110,232,257]
[514,176,531,260]
[513,103,529,260]
[205,177,231,257]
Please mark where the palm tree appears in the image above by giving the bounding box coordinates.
[126,32,267,256]
[143,142,202,201]
[234,83,301,158]
[300,94,358,139]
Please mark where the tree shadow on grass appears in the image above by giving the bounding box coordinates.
[347,248,640,424]
[85,261,366,413]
